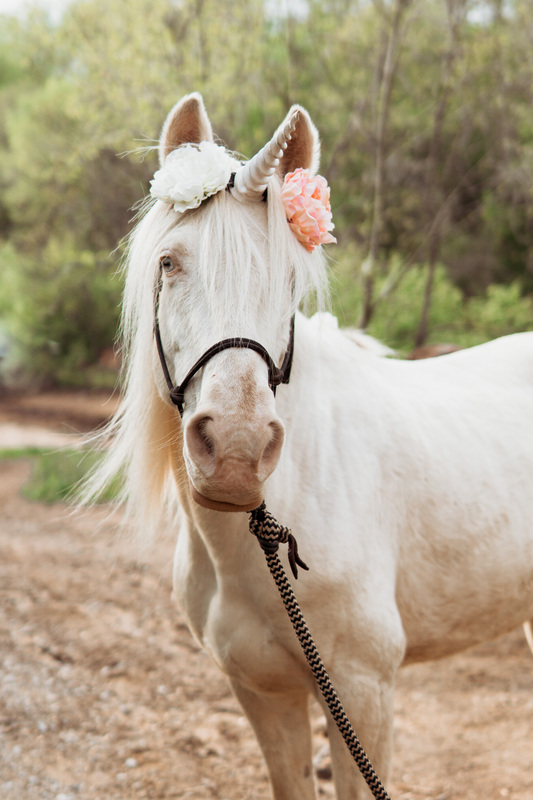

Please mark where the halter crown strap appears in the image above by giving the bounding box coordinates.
[153,274,294,417]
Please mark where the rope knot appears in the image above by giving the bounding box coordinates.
[249,501,309,579]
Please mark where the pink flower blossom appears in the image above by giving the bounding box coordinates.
[281,168,337,252]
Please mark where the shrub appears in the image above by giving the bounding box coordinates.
[0,447,121,504]
[0,238,122,386]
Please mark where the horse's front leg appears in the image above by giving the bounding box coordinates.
[230,679,317,800]
[320,669,396,800]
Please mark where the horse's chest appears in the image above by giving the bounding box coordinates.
[205,610,312,694]
[174,559,313,693]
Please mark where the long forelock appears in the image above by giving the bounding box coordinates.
[193,178,329,336]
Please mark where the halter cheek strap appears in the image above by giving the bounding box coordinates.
[153,272,295,417]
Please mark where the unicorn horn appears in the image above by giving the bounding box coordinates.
[230,111,300,202]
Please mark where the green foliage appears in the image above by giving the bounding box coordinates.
[0,446,120,504]
[0,446,43,459]
[332,246,533,353]
[0,239,122,386]
[0,0,533,384]
[464,282,533,346]
[333,252,462,352]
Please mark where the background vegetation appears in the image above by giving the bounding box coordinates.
[0,0,532,385]
[0,446,119,502]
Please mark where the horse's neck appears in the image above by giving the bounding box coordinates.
[275,312,369,434]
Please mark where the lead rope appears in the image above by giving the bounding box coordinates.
[249,502,392,800]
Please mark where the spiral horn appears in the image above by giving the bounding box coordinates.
[230,111,300,202]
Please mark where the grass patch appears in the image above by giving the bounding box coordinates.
[0,447,121,504]
[0,446,45,459]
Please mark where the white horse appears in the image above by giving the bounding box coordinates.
[90,93,533,800]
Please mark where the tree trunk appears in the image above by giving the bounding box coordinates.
[415,0,464,347]
[358,0,413,329]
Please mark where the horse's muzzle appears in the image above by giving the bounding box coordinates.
[184,409,285,512]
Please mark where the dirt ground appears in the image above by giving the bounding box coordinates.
[0,390,532,800]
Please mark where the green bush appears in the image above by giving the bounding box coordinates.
[0,238,122,386]
[464,282,533,346]
[0,447,120,504]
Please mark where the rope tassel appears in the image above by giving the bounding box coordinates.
[248,502,392,800]
[249,501,309,579]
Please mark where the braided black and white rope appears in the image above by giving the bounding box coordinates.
[249,502,392,800]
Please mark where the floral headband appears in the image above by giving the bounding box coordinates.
[150,141,336,252]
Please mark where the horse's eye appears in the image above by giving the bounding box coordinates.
[160,254,176,273]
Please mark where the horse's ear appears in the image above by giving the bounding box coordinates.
[277,105,320,178]
[159,93,213,165]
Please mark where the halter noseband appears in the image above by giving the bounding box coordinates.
[153,272,295,417]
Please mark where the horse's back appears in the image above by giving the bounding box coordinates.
[335,321,533,391]
[415,331,533,388]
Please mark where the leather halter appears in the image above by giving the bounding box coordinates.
[153,271,295,417]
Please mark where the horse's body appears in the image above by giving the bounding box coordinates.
[93,94,533,799]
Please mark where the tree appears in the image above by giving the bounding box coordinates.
[415,0,467,346]
[359,0,415,329]
[1,0,533,384]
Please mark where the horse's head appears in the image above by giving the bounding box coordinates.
[144,93,332,512]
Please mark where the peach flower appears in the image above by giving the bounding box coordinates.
[281,168,337,252]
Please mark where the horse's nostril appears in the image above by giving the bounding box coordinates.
[264,421,284,461]
[258,420,285,480]
[186,414,216,474]
[197,417,215,458]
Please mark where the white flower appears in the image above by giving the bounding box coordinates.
[150,141,235,213]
